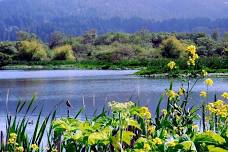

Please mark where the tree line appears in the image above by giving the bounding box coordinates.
[0,30,228,66]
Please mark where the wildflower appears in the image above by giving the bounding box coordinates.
[162,109,168,116]
[200,91,207,97]
[8,133,17,144]
[108,101,134,112]
[16,146,24,152]
[207,100,228,117]
[144,143,151,151]
[148,126,155,134]
[186,45,199,66]
[31,144,39,151]
[205,78,213,86]
[178,87,185,96]
[10,133,17,140]
[153,137,163,145]
[202,70,208,77]
[186,45,196,54]
[166,90,178,99]
[139,107,151,119]
[167,61,176,70]
[221,92,228,99]
[167,141,176,148]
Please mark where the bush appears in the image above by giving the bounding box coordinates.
[0,52,12,67]
[0,42,17,55]
[16,40,48,61]
[52,45,75,61]
[161,36,187,58]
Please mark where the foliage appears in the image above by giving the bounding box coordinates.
[52,45,75,61]
[161,36,187,58]
[16,40,48,61]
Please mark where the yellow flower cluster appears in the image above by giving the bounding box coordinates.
[31,144,39,151]
[139,107,151,119]
[152,137,163,145]
[186,45,199,66]
[205,78,213,86]
[147,125,155,134]
[221,92,228,99]
[178,87,185,96]
[207,100,228,117]
[200,91,207,97]
[8,133,17,144]
[16,146,24,152]
[167,61,176,70]
[166,90,178,99]
[108,101,134,112]
[143,143,151,151]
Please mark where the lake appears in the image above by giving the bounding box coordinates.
[0,70,227,120]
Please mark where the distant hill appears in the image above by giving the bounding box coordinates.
[0,0,228,41]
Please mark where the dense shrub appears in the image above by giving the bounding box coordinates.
[52,45,75,61]
[16,40,48,61]
[0,52,12,66]
[161,36,187,58]
[0,42,17,55]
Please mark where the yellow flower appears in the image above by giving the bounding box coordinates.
[178,88,185,96]
[16,146,24,152]
[139,107,151,119]
[167,141,176,147]
[31,144,39,151]
[221,92,228,99]
[207,100,228,117]
[144,143,151,151]
[166,90,178,99]
[205,78,213,86]
[167,61,176,70]
[148,126,155,134]
[202,70,208,77]
[200,91,207,97]
[153,137,163,145]
[186,45,199,66]
[10,133,17,140]
[186,45,196,54]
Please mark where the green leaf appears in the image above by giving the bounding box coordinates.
[127,119,141,130]
[208,145,228,152]
[122,131,135,145]
[179,141,197,151]
[195,131,226,146]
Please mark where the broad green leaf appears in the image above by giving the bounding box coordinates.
[195,131,226,145]
[208,145,228,152]
[127,119,141,130]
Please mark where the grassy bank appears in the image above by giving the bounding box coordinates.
[1,57,228,77]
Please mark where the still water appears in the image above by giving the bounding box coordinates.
[0,70,227,119]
